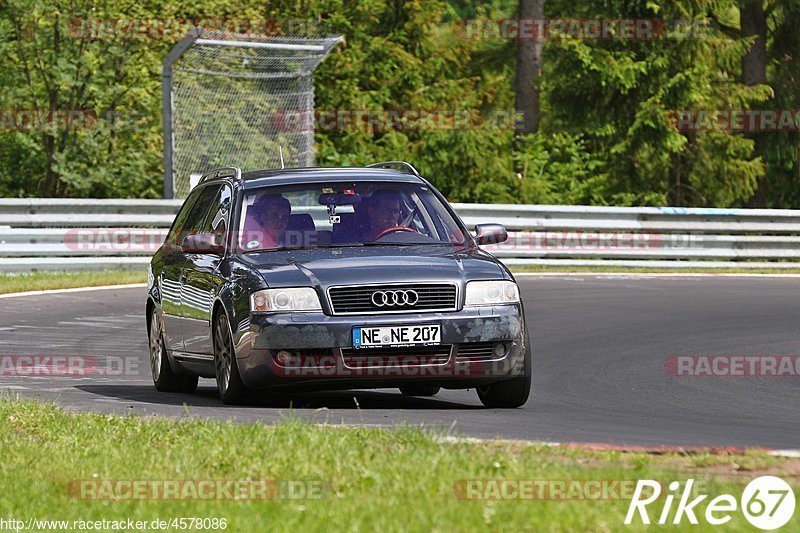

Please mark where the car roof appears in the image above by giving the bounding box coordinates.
[238,167,424,189]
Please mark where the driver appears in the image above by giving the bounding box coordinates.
[364,190,403,241]
[251,194,291,248]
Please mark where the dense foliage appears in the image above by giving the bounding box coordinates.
[0,0,797,206]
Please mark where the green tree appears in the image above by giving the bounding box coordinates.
[759,0,800,207]
[0,0,797,209]
[539,0,770,207]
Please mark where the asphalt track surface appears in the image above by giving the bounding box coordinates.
[1,275,798,449]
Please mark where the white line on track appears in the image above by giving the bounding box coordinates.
[514,272,800,278]
[436,435,800,455]
[769,450,800,458]
[0,283,146,299]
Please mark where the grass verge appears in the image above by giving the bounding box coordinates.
[509,264,800,274]
[0,397,795,532]
[0,270,147,294]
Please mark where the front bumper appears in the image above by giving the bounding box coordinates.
[233,305,529,390]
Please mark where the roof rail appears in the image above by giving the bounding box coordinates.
[199,166,242,184]
[366,161,420,177]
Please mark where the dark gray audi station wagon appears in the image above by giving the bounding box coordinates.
[146,162,531,407]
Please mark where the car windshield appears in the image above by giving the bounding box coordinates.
[237,181,468,252]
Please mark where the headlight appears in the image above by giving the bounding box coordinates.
[464,280,520,306]
[250,288,322,313]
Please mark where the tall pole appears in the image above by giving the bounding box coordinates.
[514,0,545,172]
[161,36,195,199]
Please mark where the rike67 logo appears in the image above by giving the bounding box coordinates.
[625,476,796,530]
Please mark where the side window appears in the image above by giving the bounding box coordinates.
[199,185,232,247]
[176,185,221,244]
[166,190,202,245]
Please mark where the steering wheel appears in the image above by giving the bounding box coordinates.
[374,225,418,240]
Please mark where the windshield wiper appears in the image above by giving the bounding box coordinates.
[361,241,442,247]
[243,243,364,253]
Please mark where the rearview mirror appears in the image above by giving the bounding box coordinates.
[318,192,362,206]
[474,224,508,245]
[181,233,223,255]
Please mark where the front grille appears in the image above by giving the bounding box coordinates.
[328,283,458,314]
[456,342,503,361]
[341,345,452,367]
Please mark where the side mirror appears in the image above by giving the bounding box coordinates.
[474,224,508,245]
[181,233,223,255]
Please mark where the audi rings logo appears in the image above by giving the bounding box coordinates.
[371,290,419,307]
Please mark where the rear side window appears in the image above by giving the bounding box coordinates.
[166,185,221,245]
[166,191,200,245]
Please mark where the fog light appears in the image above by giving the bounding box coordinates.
[275,350,293,365]
[493,343,506,358]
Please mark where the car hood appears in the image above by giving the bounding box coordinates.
[240,245,508,290]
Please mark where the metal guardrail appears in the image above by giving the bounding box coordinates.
[4,199,800,271]
[454,204,800,234]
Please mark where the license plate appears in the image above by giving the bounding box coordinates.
[352,325,441,348]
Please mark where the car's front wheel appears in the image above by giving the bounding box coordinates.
[476,345,531,408]
[213,311,248,404]
[149,309,198,393]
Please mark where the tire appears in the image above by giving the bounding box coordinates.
[476,344,531,408]
[213,310,248,404]
[149,309,198,393]
[399,384,441,397]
